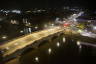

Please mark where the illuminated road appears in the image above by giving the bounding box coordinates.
[0,26,64,57]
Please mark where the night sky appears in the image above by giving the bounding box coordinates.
[0,0,95,10]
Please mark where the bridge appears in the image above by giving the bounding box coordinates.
[0,25,96,62]
[0,26,64,61]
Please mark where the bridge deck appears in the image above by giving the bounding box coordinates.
[0,26,64,57]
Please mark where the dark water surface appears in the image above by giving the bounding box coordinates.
[18,35,96,64]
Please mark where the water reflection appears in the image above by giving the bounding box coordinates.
[48,48,52,54]
[19,36,80,64]
[3,35,94,64]
[63,37,66,42]
[35,57,39,62]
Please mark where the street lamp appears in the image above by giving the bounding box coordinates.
[2,36,7,39]
[20,30,24,33]
[35,26,38,29]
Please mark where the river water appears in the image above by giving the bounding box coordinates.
[18,35,96,64]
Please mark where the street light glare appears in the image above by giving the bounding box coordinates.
[12,10,21,14]
[35,26,38,29]
[14,43,19,46]
[77,41,81,46]
[78,29,83,33]
[20,30,24,33]
[93,26,96,30]
[6,47,10,50]
[51,24,54,26]
[2,36,7,39]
